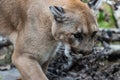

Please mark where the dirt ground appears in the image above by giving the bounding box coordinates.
[47,46,120,80]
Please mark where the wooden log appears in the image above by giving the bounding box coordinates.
[97,28,120,42]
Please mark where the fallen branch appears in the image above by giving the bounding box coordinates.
[94,45,120,55]
[97,28,120,42]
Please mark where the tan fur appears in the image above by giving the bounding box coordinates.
[0,0,98,80]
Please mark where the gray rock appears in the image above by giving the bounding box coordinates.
[0,68,20,80]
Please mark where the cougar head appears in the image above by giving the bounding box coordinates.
[49,0,98,54]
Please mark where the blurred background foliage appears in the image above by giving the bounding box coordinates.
[97,3,115,28]
[82,0,116,28]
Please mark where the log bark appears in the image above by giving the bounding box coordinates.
[97,28,120,42]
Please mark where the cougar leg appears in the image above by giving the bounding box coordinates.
[12,52,48,80]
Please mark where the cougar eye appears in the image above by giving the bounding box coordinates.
[91,31,97,38]
[74,32,83,41]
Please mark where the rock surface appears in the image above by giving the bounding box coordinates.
[0,68,20,80]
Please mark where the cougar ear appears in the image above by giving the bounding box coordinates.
[49,6,65,22]
[88,0,103,10]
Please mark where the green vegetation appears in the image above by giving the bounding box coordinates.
[97,3,115,28]
[82,0,88,3]
[81,0,116,28]
[0,46,13,66]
